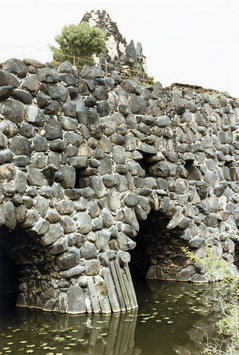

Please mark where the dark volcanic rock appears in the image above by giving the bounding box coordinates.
[56,247,80,270]
[3,58,27,78]
[12,89,33,104]
[44,116,63,140]
[10,136,32,156]
[149,161,170,177]
[128,94,147,114]
[27,105,45,126]
[2,44,239,314]
[0,86,14,101]
[0,99,25,123]
[0,70,19,87]
[37,67,60,83]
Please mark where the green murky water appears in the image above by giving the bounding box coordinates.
[0,280,227,355]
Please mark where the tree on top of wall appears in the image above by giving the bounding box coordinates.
[49,22,106,67]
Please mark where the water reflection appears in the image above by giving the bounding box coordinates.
[0,281,231,355]
[134,279,229,355]
[0,308,140,355]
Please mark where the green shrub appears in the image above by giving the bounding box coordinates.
[49,22,106,66]
[148,76,155,85]
[182,242,239,354]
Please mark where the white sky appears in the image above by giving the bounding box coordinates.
[1,0,239,97]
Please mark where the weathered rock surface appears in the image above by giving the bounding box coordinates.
[1,53,239,316]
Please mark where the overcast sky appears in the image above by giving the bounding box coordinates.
[1,0,239,97]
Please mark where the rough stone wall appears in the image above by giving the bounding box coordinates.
[81,10,147,73]
[0,57,239,313]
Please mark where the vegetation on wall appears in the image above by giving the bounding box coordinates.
[49,22,106,66]
[182,243,239,354]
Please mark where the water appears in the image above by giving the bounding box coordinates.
[0,280,228,355]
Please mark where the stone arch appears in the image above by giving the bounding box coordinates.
[0,58,239,314]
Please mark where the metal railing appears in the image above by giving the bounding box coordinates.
[0,46,231,94]
[0,46,149,86]
[50,51,148,86]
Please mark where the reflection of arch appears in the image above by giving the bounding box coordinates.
[143,280,225,354]
[0,58,239,314]
[1,308,139,355]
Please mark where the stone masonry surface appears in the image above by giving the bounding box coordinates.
[0,56,239,313]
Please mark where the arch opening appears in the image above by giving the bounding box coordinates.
[0,225,56,311]
[130,210,190,282]
[0,238,20,312]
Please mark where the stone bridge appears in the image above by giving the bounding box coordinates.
[0,58,239,314]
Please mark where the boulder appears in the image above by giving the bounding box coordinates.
[56,248,80,272]
[27,105,45,126]
[10,136,32,157]
[0,70,19,87]
[156,115,171,127]
[117,232,136,251]
[56,199,75,215]
[66,284,86,314]
[47,84,69,102]
[121,79,141,94]
[85,259,101,276]
[37,67,60,83]
[41,223,64,246]
[128,94,147,114]
[27,166,44,186]
[90,176,107,198]
[0,86,14,101]
[81,241,97,259]
[149,161,170,177]
[0,99,25,124]
[60,215,76,233]
[44,116,63,140]
[77,212,92,234]
[2,201,16,229]
[152,82,163,98]
[3,58,27,78]
[20,209,39,228]
[60,265,85,279]
[126,40,137,60]
[21,74,40,93]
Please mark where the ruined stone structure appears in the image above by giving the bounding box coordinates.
[0,57,239,314]
[81,10,147,75]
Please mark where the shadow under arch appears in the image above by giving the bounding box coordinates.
[0,224,56,311]
[130,209,190,282]
[0,230,21,310]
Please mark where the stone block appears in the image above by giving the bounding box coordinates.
[90,176,107,198]
[3,58,27,77]
[30,218,50,235]
[10,136,32,157]
[0,70,19,87]
[41,223,64,246]
[85,259,100,276]
[56,247,80,271]
[56,199,75,215]
[27,105,45,126]
[77,212,92,234]
[2,201,16,229]
[66,284,86,314]
[60,215,76,234]
[61,265,85,279]
[0,99,25,124]
[81,241,97,260]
